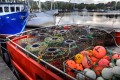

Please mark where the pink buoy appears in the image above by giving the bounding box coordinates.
[98,59,109,67]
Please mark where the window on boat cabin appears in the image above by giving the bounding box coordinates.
[21,7,24,11]
[0,7,3,13]
[10,7,15,12]
[16,7,20,12]
[4,7,9,12]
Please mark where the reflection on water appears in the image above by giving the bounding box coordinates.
[55,12,120,28]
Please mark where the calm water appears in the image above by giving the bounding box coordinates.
[55,12,120,28]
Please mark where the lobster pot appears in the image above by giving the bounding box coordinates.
[55,30,69,39]
[104,30,115,46]
[40,27,48,33]
[44,36,64,47]
[38,33,48,41]
[77,36,92,51]
[91,28,115,46]
[64,40,78,57]
[17,37,37,48]
[25,42,48,59]
[42,47,69,69]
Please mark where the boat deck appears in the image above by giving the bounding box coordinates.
[0,55,17,80]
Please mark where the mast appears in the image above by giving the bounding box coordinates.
[51,0,54,10]
[36,0,41,12]
[38,0,41,12]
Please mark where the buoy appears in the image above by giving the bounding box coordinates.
[91,56,98,65]
[98,59,109,67]
[82,55,93,68]
[85,69,96,79]
[83,68,90,73]
[112,54,120,59]
[76,64,83,71]
[96,76,104,80]
[102,68,113,79]
[87,50,93,57]
[93,65,104,75]
[76,73,85,80]
[116,59,120,67]
[74,54,84,64]
[93,46,106,59]
[66,60,76,71]
[103,55,111,61]
[112,66,120,75]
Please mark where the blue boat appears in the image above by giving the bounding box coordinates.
[0,1,29,35]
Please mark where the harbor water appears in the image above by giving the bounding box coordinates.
[54,12,120,28]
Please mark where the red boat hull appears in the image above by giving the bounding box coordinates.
[115,32,120,44]
[7,37,63,80]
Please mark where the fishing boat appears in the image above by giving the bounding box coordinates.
[6,24,120,80]
[0,0,29,35]
[27,0,58,27]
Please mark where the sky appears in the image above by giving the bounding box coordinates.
[33,0,120,4]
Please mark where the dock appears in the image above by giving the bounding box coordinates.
[0,56,17,80]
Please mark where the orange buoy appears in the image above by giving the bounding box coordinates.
[93,46,106,59]
[82,55,93,68]
[76,64,83,71]
[103,55,111,61]
[74,54,84,64]
[91,56,98,65]
[112,54,120,59]
[98,59,109,67]
[66,60,77,71]
[93,65,105,75]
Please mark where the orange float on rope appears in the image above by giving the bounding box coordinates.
[66,60,77,71]
[93,46,106,59]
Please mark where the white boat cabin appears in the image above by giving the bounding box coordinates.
[0,0,26,15]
